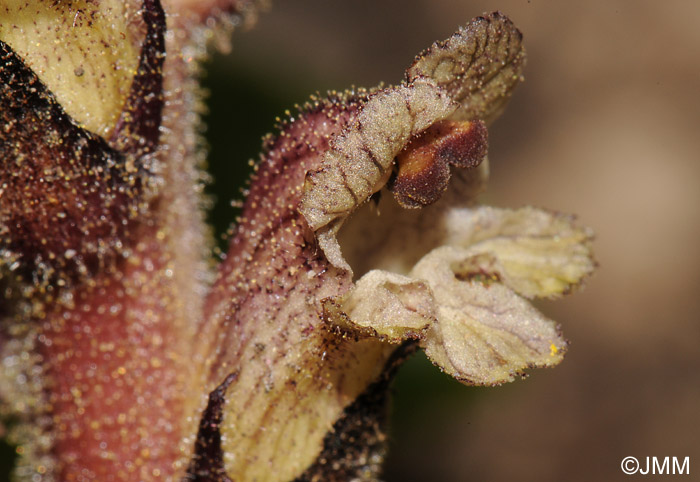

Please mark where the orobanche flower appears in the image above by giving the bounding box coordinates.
[0,1,594,480]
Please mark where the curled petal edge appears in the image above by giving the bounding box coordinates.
[299,77,457,272]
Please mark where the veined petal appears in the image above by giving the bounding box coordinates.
[407,11,526,124]
[324,242,570,386]
[411,246,567,385]
[442,206,596,298]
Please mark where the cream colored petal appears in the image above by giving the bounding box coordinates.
[411,246,567,385]
[324,236,574,386]
[219,335,393,481]
[443,206,595,298]
[322,270,436,343]
[0,1,141,137]
[323,250,566,386]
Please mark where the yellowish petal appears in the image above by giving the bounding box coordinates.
[443,206,595,298]
[0,1,141,137]
[411,246,567,385]
[323,270,435,343]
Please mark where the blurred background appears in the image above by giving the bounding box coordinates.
[201,0,700,480]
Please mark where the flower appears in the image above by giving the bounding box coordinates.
[0,2,594,480]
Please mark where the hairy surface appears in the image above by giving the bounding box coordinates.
[0,5,594,481]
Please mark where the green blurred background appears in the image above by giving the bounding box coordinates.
[3,0,700,480]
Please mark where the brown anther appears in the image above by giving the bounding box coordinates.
[390,119,488,208]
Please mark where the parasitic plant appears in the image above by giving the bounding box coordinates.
[0,1,594,480]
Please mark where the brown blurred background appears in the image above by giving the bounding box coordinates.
[201,1,700,480]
